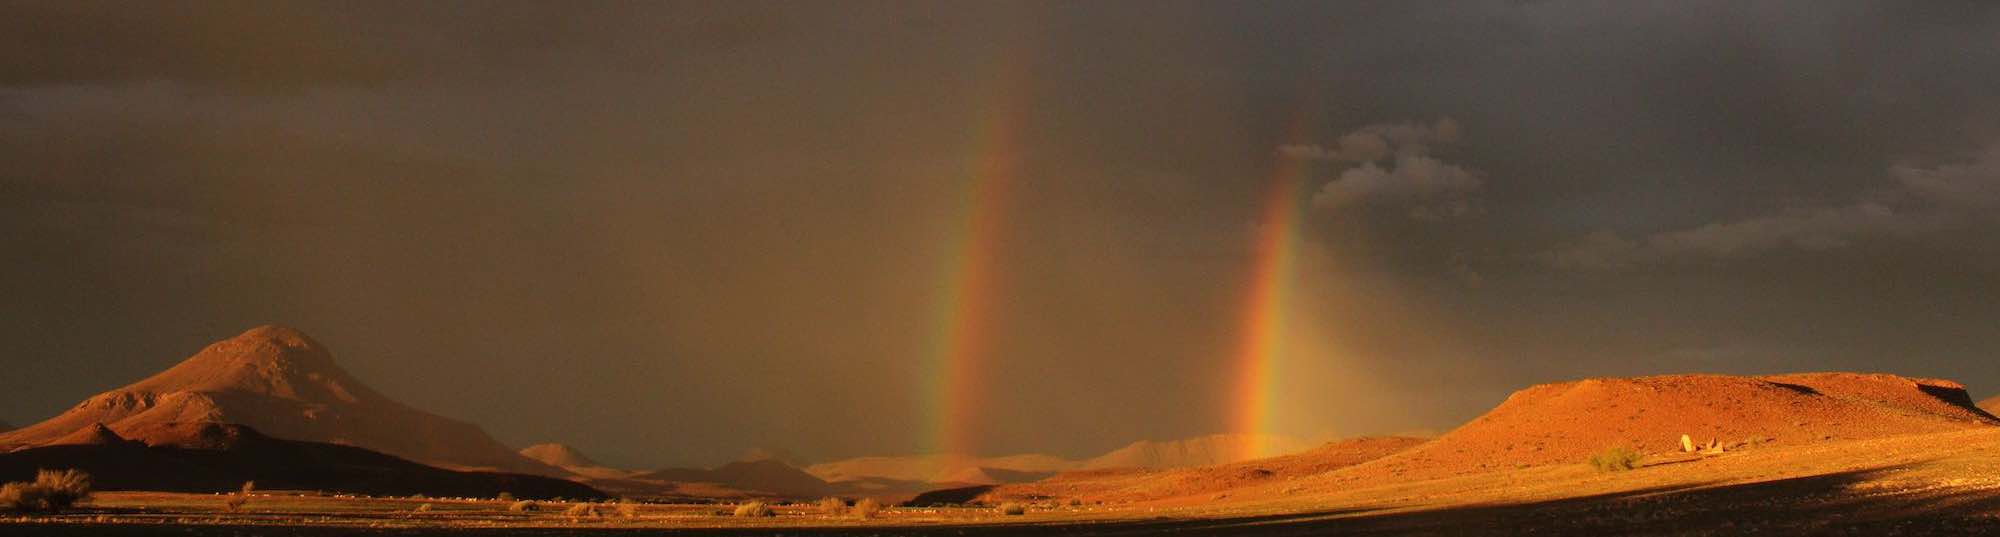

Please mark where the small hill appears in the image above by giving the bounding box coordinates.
[0,325,564,477]
[1081,433,1315,470]
[521,443,602,468]
[47,423,130,447]
[981,436,1425,505]
[1341,373,1999,481]
[737,447,805,467]
[0,422,601,499]
[634,458,831,498]
[520,443,630,479]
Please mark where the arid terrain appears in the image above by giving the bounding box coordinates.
[6,330,2000,535]
[6,427,2000,535]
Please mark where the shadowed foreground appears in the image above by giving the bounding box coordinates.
[6,466,2000,536]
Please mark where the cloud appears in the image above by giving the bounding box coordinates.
[1547,142,2000,270]
[1892,144,2000,211]
[1312,155,1482,217]
[1290,118,1482,219]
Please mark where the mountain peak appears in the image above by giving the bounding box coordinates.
[203,324,337,370]
[128,324,366,404]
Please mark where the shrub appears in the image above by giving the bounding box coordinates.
[497,492,515,502]
[0,469,92,513]
[1589,446,1643,472]
[616,499,640,519]
[816,496,846,514]
[223,481,255,512]
[508,500,538,512]
[851,497,881,519]
[564,503,599,518]
[733,501,773,517]
[998,502,1026,516]
[0,483,42,513]
[414,503,433,513]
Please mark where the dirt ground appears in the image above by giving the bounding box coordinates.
[7,427,2000,535]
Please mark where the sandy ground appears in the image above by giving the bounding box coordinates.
[8,427,2000,535]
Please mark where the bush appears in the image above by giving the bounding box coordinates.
[1589,446,1643,472]
[851,497,881,519]
[733,501,773,517]
[616,499,640,519]
[0,469,92,513]
[223,481,254,512]
[414,503,433,513]
[564,503,599,518]
[998,502,1026,516]
[816,496,846,514]
[497,492,515,502]
[508,500,538,512]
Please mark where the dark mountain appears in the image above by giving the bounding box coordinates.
[635,458,831,498]
[0,422,601,500]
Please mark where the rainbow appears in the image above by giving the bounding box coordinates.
[1230,123,1314,461]
[921,48,1034,459]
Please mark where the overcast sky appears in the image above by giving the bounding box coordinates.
[3,1,1998,468]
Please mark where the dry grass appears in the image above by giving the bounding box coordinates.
[0,469,92,513]
[732,501,773,517]
[852,497,881,519]
[563,503,600,519]
[222,481,255,512]
[1589,446,1643,472]
[998,502,1026,516]
[815,496,846,514]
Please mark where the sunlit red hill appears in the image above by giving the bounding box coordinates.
[1327,372,1998,483]
[0,325,564,477]
[956,372,1999,507]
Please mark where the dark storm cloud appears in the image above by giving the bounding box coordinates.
[0,1,408,90]
[2,1,1998,468]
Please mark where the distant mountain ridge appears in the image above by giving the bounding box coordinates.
[635,458,831,497]
[0,325,564,477]
[1081,433,1317,470]
[806,433,1319,487]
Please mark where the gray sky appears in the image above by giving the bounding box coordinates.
[3,1,1997,468]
